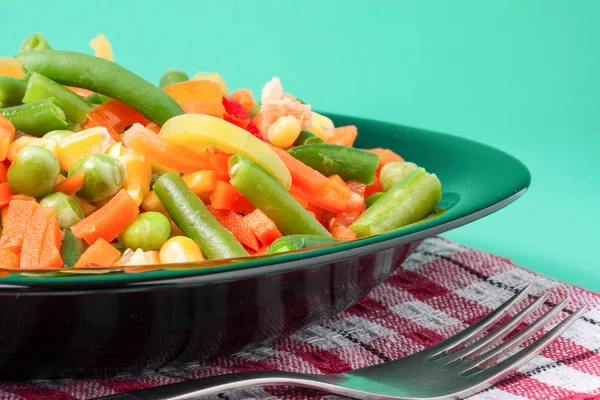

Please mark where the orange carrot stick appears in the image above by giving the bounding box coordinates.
[74,238,120,268]
[208,206,260,251]
[243,209,282,246]
[181,99,225,118]
[270,145,331,196]
[364,174,384,198]
[0,199,39,253]
[71,189,139,245]
[328,125,358,147]
[0,115,15,162]
[163,79,223,105]
[123,124,218,174]
[0,182,13,208]
[289,185,348,214]
[0,249,18,269]
[0,163,7,183]
[368,148,404,173]
[19,207,52,269]
[54,172,85,195]
[210,181,255,215]
[328,175,352,197]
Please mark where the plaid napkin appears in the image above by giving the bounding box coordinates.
[1,237,599,400]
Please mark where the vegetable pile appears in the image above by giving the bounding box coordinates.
[0,33,442,273]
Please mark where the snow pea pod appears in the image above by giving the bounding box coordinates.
[287,144,379,184]
[16,50,184,125]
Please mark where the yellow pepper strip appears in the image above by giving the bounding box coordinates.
[7,137,58,162]
[89,34,114,61]
[0,58,24,78]
[57,126,115,171]
[181,170,219,196]
[107,142,152,206]
[159,114,292,189]
[192,72,228,94]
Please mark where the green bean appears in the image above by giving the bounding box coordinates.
[267,235,341,254]
[118,212,171,251]
[22,73,94,123]
[287,144,379,184]
[0,77,27,106]
[350,168,442,237]
[365,192,384,208]
[150,173,163,189]
[60,230,84,268]
[17,50,184,126]
[159,69,189,88]
[85,92,112,105]
[0,98,68,137]
[39,192,84,229]
[380,161,418,191]
[229,155,331,237]
[7,145,60,198]
[293,130,324,146]
[20,33,52,53]
[154,172,248,259]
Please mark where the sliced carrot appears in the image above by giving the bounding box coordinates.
[0,115,15,162]
[163,79,223,105]
[243,209,282,246]
[83,112,121,142]
[0,249,18,268]
[270,145,331,196]
[181,99,225,118]
[0,199,39,253]
[93,100,149,133]
[292,195,309,209]
[231,88,255,112]
[208,206,260,251]
[19,207,52,269]
[65,86,94,97]
[364,174,384,198]
[328,125,358,147]
[145,122,160,134]
[71,189,139,245]
[368,148,404,173]
[210,181,255,215]
[289,185,348,214]
[307,203,325,221]
[54,172,85,195]
[0,58,24,78]
[74,238,120,268]
[0,183,12,208]
[10,194,36,202]
[329,212,359,240]
[123,124,218,174]
[0,163,7,183]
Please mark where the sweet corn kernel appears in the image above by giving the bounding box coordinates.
[307,112,334,141]
[7,137,58,162]
[193,72,228,94]
[57,127,115,171]
[89,33,114,61]
[267,115,302,148]
[181,170,219,195]
[159,236,204,264]
[141,191,167,214]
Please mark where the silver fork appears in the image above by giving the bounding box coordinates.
[98,285,587,400]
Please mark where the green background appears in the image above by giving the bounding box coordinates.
[1,0,598,291]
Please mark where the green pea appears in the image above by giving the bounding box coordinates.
[380,161,418,192]
[39,192,84,229]
[7,145,60,198]
[118,212,171,251]
[43,129,75,141]
[69,154,125,202]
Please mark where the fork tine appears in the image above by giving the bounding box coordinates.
[461,305,587,381]
[428,285,532,358]
[461,298,572,372]
[444,293,550,364]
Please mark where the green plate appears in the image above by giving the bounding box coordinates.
[0,114,530,286]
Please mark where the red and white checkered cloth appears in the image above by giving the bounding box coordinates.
[1,237,599,400]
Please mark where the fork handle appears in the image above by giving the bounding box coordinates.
[93,370,329,400]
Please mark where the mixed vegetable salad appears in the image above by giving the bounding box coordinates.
[0,33,442,274]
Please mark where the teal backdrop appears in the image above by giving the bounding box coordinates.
[1,0,598,290]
